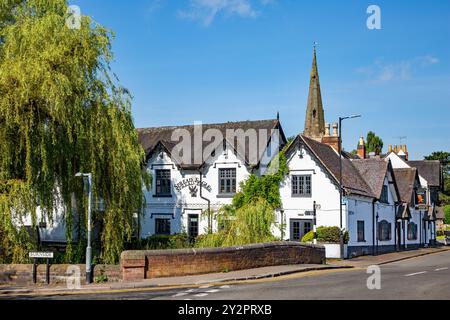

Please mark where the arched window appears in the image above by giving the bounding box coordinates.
[407,222,418,240]
[378,220,392,241]
[313,110,317,119]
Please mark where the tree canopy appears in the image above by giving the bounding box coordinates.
[365,131,384,155]
[425,151,450,205]
[0,0,150,263]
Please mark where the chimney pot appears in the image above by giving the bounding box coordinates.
[325,123,331,137]
[332,123,338,137]
[388,145,393,153]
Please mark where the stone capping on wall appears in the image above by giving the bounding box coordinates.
[121,241,326,282]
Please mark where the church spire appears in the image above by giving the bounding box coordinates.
[303,45,325,141]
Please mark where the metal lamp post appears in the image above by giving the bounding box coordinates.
[75,172,93,284]
[338,115,361,259]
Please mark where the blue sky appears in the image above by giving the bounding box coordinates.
[71,0,450,159]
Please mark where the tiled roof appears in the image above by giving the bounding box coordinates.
[299,135,375,198]
[351,159,389,199]
[407,160,442,187]
[393,168,418,204]
[137,119,286,169]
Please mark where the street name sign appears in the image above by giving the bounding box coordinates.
[29,252,54,259]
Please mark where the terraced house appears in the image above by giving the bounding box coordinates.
[30,49,443,259]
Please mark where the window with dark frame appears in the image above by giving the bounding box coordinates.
[188,215,199,239]
[380,185,389,203]
[303,222,312,235]
[155,169,171,196]
[292,222,301,241]
[219,168,237,195]
[155,218,171,235]
[407,222,418,240]
[357,221,365,242]
[378,220,392,241]
[292,175,312,197]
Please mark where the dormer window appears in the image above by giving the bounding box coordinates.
[380,185,388,204]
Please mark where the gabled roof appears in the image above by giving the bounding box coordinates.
[407,160,442,188]
[351,159,392,200]
[392,168,420,205]
[286,135,375,198]
[137,119,287,169]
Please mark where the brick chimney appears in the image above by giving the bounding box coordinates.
[321,122,339,152]
[357,136,366,159]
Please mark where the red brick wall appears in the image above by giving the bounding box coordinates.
[121,242,325,282]
[0,264,120,285]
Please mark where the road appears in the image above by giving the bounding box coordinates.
[2,250,450,300]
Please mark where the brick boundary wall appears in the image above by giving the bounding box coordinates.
[0,264,120,285]
[121,242,326,282]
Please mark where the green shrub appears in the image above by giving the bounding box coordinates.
[141,233,190,250]
[444,205,450,225]
[301,226,349,244]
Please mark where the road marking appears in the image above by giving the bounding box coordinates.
[405,271,427,277]
[194,293,208,297]
[205,289,219,293]
[220,285,230,289]
[435,267,448,271]
[185,289,195,293]
[173,292,189,297]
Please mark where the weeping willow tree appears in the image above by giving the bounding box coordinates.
[0,0,150,263]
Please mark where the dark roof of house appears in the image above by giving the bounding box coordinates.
[351,159,390,199]
[392,168,418,204]
[407,160,442,187]
[298,135,375,198]
[137,119,286,169]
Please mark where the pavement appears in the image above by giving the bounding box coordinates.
[0,245,448,298]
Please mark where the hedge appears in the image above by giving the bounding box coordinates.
[139,233,191,250]
[301,226,349,244]
[444,205,450,225]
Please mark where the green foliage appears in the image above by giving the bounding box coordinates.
[0,180,37,263]
[444,205,450,225]
[425,151,450,205]
[94,267,108,283]
[301,226,349,244]
[230,152,289,212]
[365,131,384,155]
[140,233,190,250]
[0,0,150,263]
[195,198,278,248]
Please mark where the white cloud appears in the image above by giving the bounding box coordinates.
[356,55,440,82]
[178,0,274,26]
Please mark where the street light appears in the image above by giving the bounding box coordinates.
[338,115,362,259]
[75,172,93,284]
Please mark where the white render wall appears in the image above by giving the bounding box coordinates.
[278,146,344,241]
[141,142,252,238]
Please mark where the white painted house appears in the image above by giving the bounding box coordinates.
[137,120,287,239]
